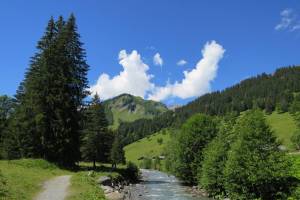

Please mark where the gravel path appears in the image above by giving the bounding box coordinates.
[35,175,71,200]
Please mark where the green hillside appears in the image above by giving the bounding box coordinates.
[103,93,168,129]
[124,112,300,166]
[266,112,299,150]
[124,130,171,166]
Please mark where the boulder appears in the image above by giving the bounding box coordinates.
[97,176,111,186]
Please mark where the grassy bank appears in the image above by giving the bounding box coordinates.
[0,159,129,200]
[0,159,70,199]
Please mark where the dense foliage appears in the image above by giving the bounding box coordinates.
[165,114,218,184]
[165,111,296,199]
[223,111,293,199]
[200,117,236,197]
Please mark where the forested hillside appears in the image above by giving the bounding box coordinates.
[103,93,168,129]
[117,66,300,144]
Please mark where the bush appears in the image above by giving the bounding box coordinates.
[124,162,139,182]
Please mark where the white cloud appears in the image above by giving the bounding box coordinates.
[153,53,163,66]
[177,59,187,66]
[148,41,225,101]
[275,8,300,32]
[90,41,225,102]
[90,50,154,100]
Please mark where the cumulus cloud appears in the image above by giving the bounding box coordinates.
[90,50,154,100]
[177,59,187,66]
[90,41,225,102]
[148,41,225,101]
[275,8,300,31]
[153,53,163,66]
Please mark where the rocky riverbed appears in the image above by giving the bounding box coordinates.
[122,169,211,200]
[98,169,212,200]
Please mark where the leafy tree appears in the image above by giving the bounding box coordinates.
[110,134,125,169]
[224,110,292,200]
[172,114,218,184]
[81,94,110,169]
[200,117,236,197]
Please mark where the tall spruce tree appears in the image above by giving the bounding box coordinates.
[81,94,111,168]
[4,15,89,166]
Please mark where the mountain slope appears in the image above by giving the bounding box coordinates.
[117,66,300,143]
[103,93,168,129]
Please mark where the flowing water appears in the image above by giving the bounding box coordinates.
[127,169,211,200]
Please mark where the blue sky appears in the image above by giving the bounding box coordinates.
[0,1,300,105]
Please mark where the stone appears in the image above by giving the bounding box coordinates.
[101,185,114,194]
[97,176,111,186]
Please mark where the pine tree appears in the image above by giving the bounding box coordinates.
[110,134,125,169]
[81,94,110,169]
[4,15,89,166]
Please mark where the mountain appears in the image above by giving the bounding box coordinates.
[103,93,168,129]
[117,66,300,144]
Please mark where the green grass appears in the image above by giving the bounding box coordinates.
[0,159,127,200]
[266,112,299,150]
[67,171,105,200]
[124,130,170,166]
[0,159,70,200]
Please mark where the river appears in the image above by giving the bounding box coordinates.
[125,169,211,200]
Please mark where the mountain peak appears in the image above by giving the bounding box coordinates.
[103,93,168,129]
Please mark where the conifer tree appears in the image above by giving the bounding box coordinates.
[4,15,89,166]
[110,134,125,169]
[81,94,110,168]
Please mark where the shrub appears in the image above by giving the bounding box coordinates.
[124,162,139,182]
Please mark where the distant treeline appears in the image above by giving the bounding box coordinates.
[117,66,300,145]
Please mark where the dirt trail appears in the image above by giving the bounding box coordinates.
[34,175,71,200]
